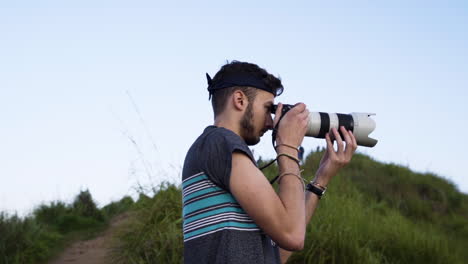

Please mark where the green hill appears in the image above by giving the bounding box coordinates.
[1,150,467,264]
[111,150,468,264]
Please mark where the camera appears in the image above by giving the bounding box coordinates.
[271,104,378,147]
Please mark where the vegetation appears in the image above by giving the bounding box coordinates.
[111,149,468,264]
[0,190,134,264]
[291,150,468,264]
[110,184,182,264]
[1,150,467,263]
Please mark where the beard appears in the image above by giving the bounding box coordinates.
[240,103,261,146]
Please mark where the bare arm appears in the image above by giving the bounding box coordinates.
[230,103,310,250]
[231,150,305,250]
[278,184,320,262]
[279,126,358,263]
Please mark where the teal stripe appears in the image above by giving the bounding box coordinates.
[182,174,208,188]
[183,193,237,216]
[184,206,246,225]
[184,222,259,240]
[183,185,223,204]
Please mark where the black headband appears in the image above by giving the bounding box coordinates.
[206,72,283,100]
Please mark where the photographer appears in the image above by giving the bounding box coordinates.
[182,61,357,264]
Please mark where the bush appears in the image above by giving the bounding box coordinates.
[0,212,62,264]
[72,189,105,221]
[34,201,68,228]
[1,189,111,264]
[102,196,135,218]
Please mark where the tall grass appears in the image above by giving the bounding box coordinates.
[110,183,183,264]
[290,150,468,263]
[289,175,464,263]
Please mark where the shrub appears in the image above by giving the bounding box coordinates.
[72,189,104,221]
[0,212,62,264]
[102,196,135,218]
[1,189,111,264]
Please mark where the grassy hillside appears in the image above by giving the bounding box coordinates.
[111,150,468,264]
[1,150,467,263]
[290,150,468,263]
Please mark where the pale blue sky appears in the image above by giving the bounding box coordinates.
[1,1,467,215]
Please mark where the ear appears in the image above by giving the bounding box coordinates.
[232,90,249,111]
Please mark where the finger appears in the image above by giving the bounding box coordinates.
[322,140,329,160]
[340,126,353,147]
[292,102,306,113]
[349,130,358,149]
[341,127,354,157]
[273,103,283,127]
[303,108,310,119]
[332,127,344,153]
[325,132,335,156]
[298,108,310,124]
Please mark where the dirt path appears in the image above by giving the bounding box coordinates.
[48,213,130,264]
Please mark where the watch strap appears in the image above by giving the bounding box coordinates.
[306,183,326,199]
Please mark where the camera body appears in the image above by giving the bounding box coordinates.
[271,104,378,147]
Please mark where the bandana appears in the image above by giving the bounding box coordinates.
[206,72,283,100]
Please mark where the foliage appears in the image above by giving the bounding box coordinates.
[72,190,105,221]
[102,196,134,218]
[0,189,108,264]
[2,150,467,264]
[111,149,468,264]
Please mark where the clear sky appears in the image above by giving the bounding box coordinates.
[1,1,467,215]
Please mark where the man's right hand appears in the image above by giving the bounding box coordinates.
[273,103,309,149]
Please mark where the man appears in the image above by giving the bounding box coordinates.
[182,61,357,263]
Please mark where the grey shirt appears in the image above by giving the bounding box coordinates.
[182,126,280,264]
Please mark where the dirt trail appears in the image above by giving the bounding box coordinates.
[48,213,130,264]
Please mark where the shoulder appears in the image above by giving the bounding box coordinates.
[205,126,255,162]
[198,126,243,148]
[203,125,239,140]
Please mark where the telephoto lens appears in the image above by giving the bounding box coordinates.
[271,104,378,147]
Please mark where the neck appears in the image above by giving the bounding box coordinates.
[214,114,242,138]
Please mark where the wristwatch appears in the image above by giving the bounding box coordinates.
[306,182,326,199]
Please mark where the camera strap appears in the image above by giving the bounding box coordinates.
[270,104,293,149]
[259,107,290,184]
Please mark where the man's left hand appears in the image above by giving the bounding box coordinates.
[314,126,358,186]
